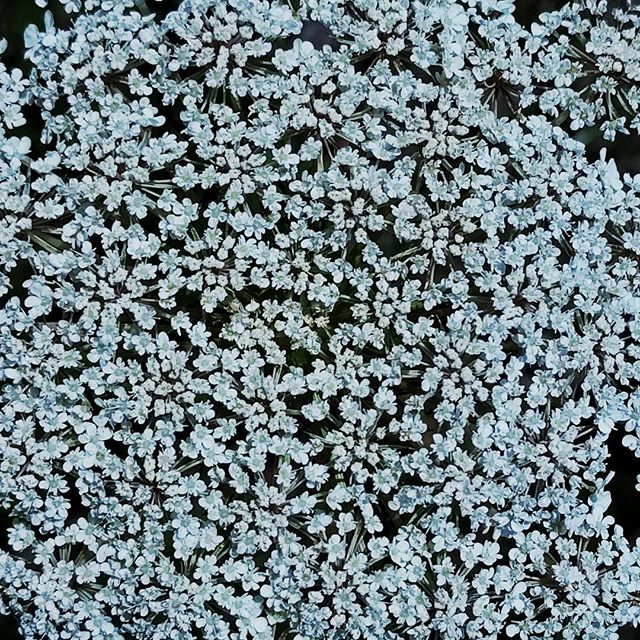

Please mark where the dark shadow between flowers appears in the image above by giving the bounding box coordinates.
[618,623,640,640]
[583,129,640,176]
[0,1,71,70]
[0,615,21,640]
[299,20,340,50]
[0,1,43,70]
[607,427,640,542]
[146,0,182,21]
[0,507,22,640]
[0,506,11,555]
[513,0,570,27]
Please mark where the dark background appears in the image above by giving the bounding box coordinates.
[0,0,639,638]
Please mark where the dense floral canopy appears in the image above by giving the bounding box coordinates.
[2,0,640,638]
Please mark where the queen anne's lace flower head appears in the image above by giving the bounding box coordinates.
[2,1,640,639]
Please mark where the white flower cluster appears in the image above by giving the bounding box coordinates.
[2,0,640,638]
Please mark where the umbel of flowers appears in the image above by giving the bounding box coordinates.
[2,0,640,638]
